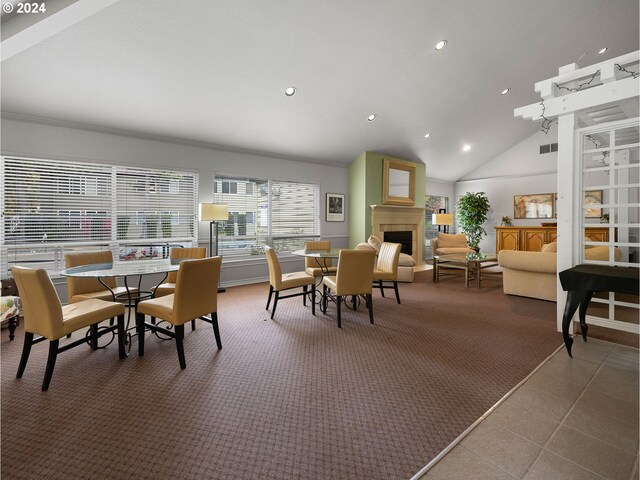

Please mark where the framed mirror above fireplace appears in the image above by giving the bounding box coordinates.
[382,158,416,206]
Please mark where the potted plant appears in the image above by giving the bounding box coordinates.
[501,215,512,226]
[600,213,609,224]
[456,192,491,251]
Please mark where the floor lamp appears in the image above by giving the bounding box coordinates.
[199,203,229,293]
[432,212,454,234]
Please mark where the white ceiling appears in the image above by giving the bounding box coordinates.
[1,0,639,181]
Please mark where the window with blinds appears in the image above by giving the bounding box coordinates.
[213,175,320,258]
[1,156,198,274]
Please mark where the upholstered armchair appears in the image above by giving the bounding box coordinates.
[355,235,415,282]
[430,233,475,256]
[372,242,402,304]
[1,295,21,341]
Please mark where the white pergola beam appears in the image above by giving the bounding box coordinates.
[515,76,639,122]
[534,51,640,98]
[1,0,120,62]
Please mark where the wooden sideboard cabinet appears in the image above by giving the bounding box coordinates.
[495,226,610,252]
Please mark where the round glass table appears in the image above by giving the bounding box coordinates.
[60,259,182,352]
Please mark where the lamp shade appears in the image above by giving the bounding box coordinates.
[199,203,228,221]
[432,213,454,226]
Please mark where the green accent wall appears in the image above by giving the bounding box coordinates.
[348,151,426,249]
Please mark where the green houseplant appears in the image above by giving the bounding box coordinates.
[456,192,491,251]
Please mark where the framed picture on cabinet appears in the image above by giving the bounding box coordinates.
[326,193,345,222]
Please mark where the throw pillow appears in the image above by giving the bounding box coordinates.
[540,241,557,253]
[367,235,382,252]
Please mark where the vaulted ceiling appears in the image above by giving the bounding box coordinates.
[1,0,638,181]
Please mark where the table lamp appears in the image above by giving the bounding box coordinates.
[199,203,228,292]
[432,213,454,234]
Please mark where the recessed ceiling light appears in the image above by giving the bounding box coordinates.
[367,114,377,122]
[462,144,471,152]
[501,88,510,95]
[598,47,608,55]
[424,133,431,138]
[435,40,447,51]
[284,86,296,96]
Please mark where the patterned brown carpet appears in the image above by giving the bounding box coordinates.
[1,271,563,479]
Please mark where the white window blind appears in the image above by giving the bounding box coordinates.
[213,175,320,258]
[115,166,198,242]
[1,156,198,275]
[3,157,113,244]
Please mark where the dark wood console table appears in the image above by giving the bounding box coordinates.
[559,264,639,357]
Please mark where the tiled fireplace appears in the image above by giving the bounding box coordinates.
[370,205,425,265]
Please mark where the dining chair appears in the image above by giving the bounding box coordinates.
[321,249,376,328]
[304,240,337,277]
[65,251,135,303]
[153,247,207,296]
[11,266,126,391]
[264,246,316,319]
[136,257,222,369]
[372,242,402,304]
[153,247,206,331]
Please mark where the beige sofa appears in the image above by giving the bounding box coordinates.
[430,233,475,255]
[355,235,415,282]
[497,242,621,301]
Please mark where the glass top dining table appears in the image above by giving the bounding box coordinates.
[60,259,184,349]
[291,248,341,259]
[59,258,181,278]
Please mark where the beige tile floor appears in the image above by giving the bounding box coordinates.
[416,338,639,480]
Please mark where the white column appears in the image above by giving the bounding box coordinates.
[556,113,577,333]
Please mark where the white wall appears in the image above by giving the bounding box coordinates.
[454,125,559,252]
[461,125,558,181]
[425,177,455,202]
[1,117,350,290]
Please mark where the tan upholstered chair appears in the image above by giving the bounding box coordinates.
[152,247,207,331]
[153,247,207,297]
[304,240,337,277]
[137,257,222,369]
[321,249,376,328]
[431,233,475,256]
[65,251,134,303]
[355,235,416,282]
[372,242,402,304]
[11,266,126,391]
[264,246,316,319]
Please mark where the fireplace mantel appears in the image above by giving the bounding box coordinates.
[370,205,425,265]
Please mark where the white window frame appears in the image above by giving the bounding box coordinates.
[213,174,320,259]
[1,156,199,277]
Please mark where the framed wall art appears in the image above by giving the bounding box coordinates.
[513,193,554,219]
[584,190,603,218]
[326,193,345,222]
